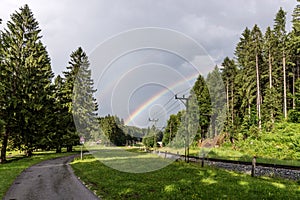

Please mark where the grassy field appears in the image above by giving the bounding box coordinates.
[0,150,78,198]
[71,154,300,200]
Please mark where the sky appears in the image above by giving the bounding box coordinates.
[0,0,299,127]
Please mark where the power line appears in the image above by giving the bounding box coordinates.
[175,94,190,163]
[176,87,191,95]
[151,100,178,119]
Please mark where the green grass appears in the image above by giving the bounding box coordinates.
[160,122,300,167]
[0,150,78,198]
[71,154,300,200]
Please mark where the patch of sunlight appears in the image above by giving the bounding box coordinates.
[164,184,178,193]
[271,182,286,189]
[227,170,242,177]
[72,158,97,164]
[201,177,218,185]
[198,171,204,176]
[261,176,271,180]
[120,188,133,194]
[206,169,217,177]
[96,153,161,161]
[238,181,249,186]
[179,179,192,184]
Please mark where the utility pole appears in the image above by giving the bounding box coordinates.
[175,94,190,163]
[149,118,158,149]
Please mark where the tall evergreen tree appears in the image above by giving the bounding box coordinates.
[235,28,257,131]
[221,57,237,136]
[274,7,288,119]
[1,5,54,159]
[191,74,211,139]
[162,113,181,146]
[251,24,264,130]
[206,66,226,138]
[63,47,98,150]
[264,27,275,124]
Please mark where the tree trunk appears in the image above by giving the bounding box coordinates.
[0,132,8,163]
[268,51,274,123]
[256,53,261,130]
[231,82,234,125]
[269,51,272,89]
[293,67,295,109]
[26,149,33,157]
[226,80,229,113]
[67,145,72,152]
[283,52,287,119]
[56,145,62,153]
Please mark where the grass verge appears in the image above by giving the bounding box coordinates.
[0,151,77,198]
[71,154,300,200]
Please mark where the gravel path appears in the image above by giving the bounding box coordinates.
[3,155,100,200]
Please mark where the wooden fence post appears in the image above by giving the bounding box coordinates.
[201,153,205,167]
[251,156,256,177]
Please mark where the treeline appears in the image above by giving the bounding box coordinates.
[163,3,300,146]
[95,115,147,146]
[0,5,98,162]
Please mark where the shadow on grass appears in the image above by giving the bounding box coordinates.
[72,155,300,200]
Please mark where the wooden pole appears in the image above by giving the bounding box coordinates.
[251,156,256,177]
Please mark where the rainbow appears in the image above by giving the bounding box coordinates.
[124,73,199,125]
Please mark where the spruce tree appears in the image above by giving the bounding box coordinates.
[274,7,288,119]
[191,74,211,139]
[251,24,263,130]
[235,28,257,131]
[63,47,98,150]
[1,5,54,159]
[221,57,237,136]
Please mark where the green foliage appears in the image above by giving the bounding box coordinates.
[72,154,300,200]
[142,126,159,148]
[225,122,300,160]
[98,115,133,146]
[206,66,226,138]
[0,4,54,158]
[162,113,181,146]
[191,74,211,139]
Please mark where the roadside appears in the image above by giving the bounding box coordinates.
[3,154,99,200]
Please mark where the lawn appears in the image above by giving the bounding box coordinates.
[71,154,300,200]
[0,150,77,198]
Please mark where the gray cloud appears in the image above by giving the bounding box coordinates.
[1,0,298,123]
[0,0,297,74]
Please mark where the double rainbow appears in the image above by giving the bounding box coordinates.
[124,73,199,125]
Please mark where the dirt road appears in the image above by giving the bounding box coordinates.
[4,155,99,200]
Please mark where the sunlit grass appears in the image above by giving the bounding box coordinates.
[71,154,300,200]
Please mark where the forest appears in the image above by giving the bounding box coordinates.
[160,4,300,151]
[1,2,300,164]
[0,5,101,162]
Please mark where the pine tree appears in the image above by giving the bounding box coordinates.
[235,28,257,131]
[1,5,54,159]
[289,1,300,111]
[63,47,98,150]
[191,74,211,139]
[274,7,288,119]
[162,113,181,146]
[263,27,282,125]
[206,66,226,138]
[221,57,237,136]
[251,24,264,130]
